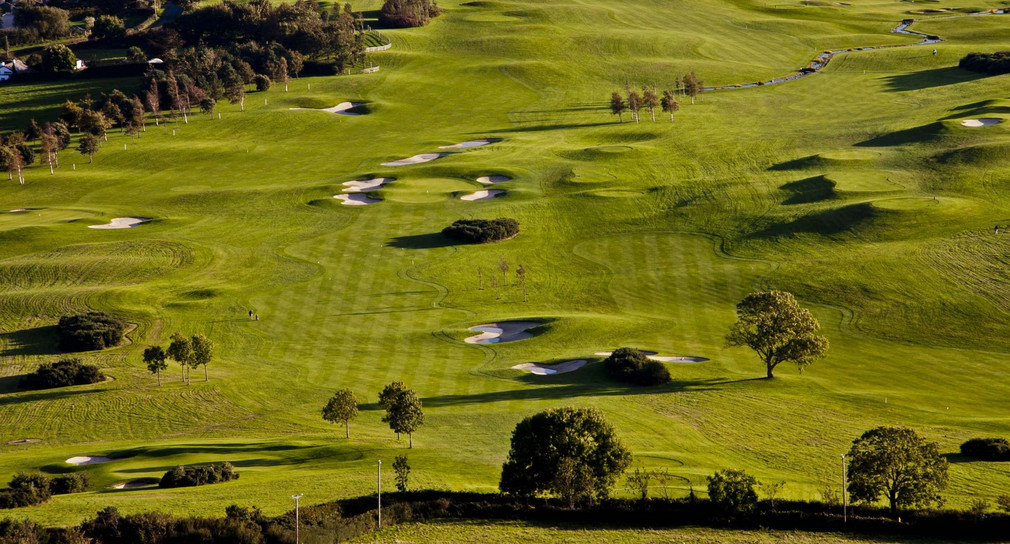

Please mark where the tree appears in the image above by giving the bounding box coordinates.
[609,92,627,123]
[847,426,949,514]
[683,72,703,104]
[500,407,631,501]
[78,134,100,164]
[127,46,147,63]
[143,345,168,386]
[92,15,126,40]
[253,74,271,92]
[144,79,161,126]
[553,457,595,508]
[379,381,406,410]
[626,467,652,501]
[627,90,642,123]
[642,86,659,122]
[382,389,424,448]
[726,290,829,378]
[707,469,758,514]
[226,82,246,112]
[661,90,680,122]
[322,389,358,438]
[272,57,289,92]
[190,334,213,381]
[41,44,77,73]
[199,98,216,116]
[167,332,193,384]
[498,256,509,287]
[0,145,22,183]
[40,131,58,174]
[80,110,111,140]
[393,454,410,492]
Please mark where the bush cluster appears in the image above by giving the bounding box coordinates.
[0,472,90,509]
[159,463,239,488]
[57,311,127,352]
[959,52,1010,75]
[442,218,519,244]
[961,438,1010,461]
[380,0,442,28]
[20,358,105,390]
[603,348,671,386]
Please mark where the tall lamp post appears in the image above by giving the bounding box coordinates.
[377,460,383,528]
[291,493,304,544]
[841,454,847,523]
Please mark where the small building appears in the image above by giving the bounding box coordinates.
[0,65,12,82]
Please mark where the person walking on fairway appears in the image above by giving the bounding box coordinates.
[248,310,254,319]
[933,49,937,56]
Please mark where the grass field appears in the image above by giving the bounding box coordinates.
[353,519,1007,543]
[1,0,1010,529]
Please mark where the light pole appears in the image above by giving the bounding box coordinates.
[291,493,304,544]
[377,460,383,528]
[840,454,847,523]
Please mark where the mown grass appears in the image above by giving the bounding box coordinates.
[1,0,1010,528]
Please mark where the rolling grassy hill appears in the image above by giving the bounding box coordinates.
[1,0,1010,527]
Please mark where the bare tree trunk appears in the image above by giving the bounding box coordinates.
[204,365,208,381]
[157,370,161,386]
[345,422,349,438]
[409,433,413,449]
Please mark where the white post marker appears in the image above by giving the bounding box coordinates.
[841,454,847,523]
[377,460,382,528]
[291,493,303,543]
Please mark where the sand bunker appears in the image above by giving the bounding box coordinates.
[460,189,504,201]
[66,456,112,465]
[382,153,447,166]
[9,208,27,213]
[111,481,151,489]
[438,138,499,149]
[334,193,380,206]
[342,177,394,192]
[465,321,541,344]
[594,351,708,363]
[513,359,587,375]
[961,118,1003,127]
[476,175,511,185]
[88,217,150,229]
[290,101,364,115]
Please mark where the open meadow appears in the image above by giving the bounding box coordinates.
[2,0,1010,528]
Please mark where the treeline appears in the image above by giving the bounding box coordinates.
[609,73,703,124]
[959,51,1010,75]
[160,463,238,488]
[20,358,105,390]
[0,472,89,509]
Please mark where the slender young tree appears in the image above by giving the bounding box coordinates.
[40,130,57,174]
[642,86,659,122]
[383,389,424,448]
[0,145,20,181]
[144,79,161,126]
[143,345,168,386]
[627,90,642,123]
[683,72,703,104]
[190,334,213,381]
[167,332,193,385]
[226,82,246,112]
[165,72,181,121]
[393,455,410,492]
[379,381,406,439]
[660,90,680,122]
[498,256,509,287]
[322,388,359,438]
[610,92,627,123]
[77,134,100,165]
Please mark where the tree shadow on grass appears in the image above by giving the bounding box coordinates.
[880,67,986,92]
[855,122,945,147]
[748,203,876,239]
[471,122,612,135]
[0,387,104,407]
[0,325,60,357]
[386,232,457,249]
[780,175,836,205]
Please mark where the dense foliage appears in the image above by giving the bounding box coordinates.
[726,290,829,378]
[0,472,89,509]
[159,463,239,488]
[707,469,758,514]
[20,358,105,390]
[380,0,442,28]
[57,311,128,352]
[442,218,519,244]
[960,438,1010,461]
[959,52,1010,75]
[603,348,671,386]
[847,427,948,513]
[500,407,631,502]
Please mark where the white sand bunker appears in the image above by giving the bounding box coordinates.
[961,118,1003,127]
[594,351,708,363]
[9,208,27,213]
[382,153,447,166]
[111,481,151,489]
[461,189,504,201]
[290,101,364,115]
[438,138,500,149]
[342,177,394,192]
[513,359,586,375]
[334,193,381,206]
[88,217,150,229]
[66,456,112,465]
[477,175,511,185]
[465,321,541,344]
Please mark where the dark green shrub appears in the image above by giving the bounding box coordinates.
[442,218,519,244]
[960,51,1010,75]
[50,473,90,495]
[58,311,127,352]
[253,74,271,91]
[20,358,105,390]
[604,348,671,386]
[159,463,239,488]
[961,438,1010,461]
[380,0,442,28]
[707,469,758,514]
[0,473,51,509]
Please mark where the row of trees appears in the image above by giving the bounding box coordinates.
[322,382,425,447]
[609,74,703,124]
[142,333,213,386]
